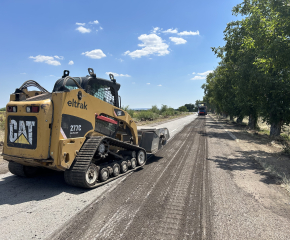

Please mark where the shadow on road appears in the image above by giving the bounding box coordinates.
[207,152,278,186]
[0,153,165,206]
[0,170,90,206]
[205,118,272,145]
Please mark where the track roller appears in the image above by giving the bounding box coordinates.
[99,167,110,182]
[112,163,120,177]
[131,158,137,169]
[137,150,146,166]
[120,160,128,173]
[85,163,99,186]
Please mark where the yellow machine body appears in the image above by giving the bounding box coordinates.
[3,79,137,171]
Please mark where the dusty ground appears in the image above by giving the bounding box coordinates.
[0,146,8,174]
[210,114,290,193]
[206,116,290,239]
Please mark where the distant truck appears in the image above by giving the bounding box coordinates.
[198,103,207,116]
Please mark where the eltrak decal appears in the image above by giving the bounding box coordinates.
[67,99,87,110]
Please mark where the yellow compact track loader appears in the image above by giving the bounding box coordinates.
[3,68,170,188]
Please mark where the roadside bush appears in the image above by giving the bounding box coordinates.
[127,109,135,118]
[160,104,168,114]
[136,111,158,121]
[162,108,177,118]
[151,105,160,114]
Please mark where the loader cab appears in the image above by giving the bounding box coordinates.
[52,69,121,108]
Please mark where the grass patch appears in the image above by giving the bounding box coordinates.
[256,157,290,193]
[0,111,5,143]
[135,112,192,126]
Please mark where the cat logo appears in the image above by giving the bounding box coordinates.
[7,116,37,149]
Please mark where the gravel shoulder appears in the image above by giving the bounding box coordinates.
[207,115,290,239]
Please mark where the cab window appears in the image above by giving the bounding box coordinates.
[53,78,82,91]
[87,81,116,106]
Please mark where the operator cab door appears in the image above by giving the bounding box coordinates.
[86,79,120,137]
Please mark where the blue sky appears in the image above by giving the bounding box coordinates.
[0,0,241,109]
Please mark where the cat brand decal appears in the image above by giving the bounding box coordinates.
[7,116,37,149]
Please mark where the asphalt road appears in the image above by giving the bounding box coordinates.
[2,114,290,239]
[49,115,210,240]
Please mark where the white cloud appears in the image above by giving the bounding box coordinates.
[76,22,85,26]
[197,70,213,76]
[89,20,99,24]
[158,84,162,87]
[191,70,213,80]
[116,58,124,62]
[54,55,64,60]
[132,82,135,84]
[105,72,131,77]
[49,75,55,77]
[191,76,205,80]
[20,73,26,74]
[147,83,150,85]
[124,34,170,58]
[163,28,178,34]
[151,27,160,34]
[82,49,106,59]
[29,55,61,66]
[68,60,74,65]
[76,26,91,33]
[100,27,103,30]
[178,30,199,36]
[169,37,187,45]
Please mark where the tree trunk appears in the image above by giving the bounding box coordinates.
[230,115,234,121]
[270,121,283,136]
[236,115,243,124]
[248,114,257,129]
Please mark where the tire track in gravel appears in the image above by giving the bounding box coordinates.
[49,117,211,240]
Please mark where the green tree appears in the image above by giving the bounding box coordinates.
[233,0,290,135]
[178,106,189,112]
[184,104,195,112]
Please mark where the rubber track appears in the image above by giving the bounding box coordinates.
[64,136,147,188]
